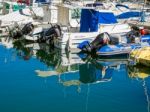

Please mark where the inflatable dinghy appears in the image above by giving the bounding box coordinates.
[78,32,150,56]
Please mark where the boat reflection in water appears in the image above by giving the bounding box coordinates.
[128,65,150,112]
[8,39,150,112]
[12,39,129,87]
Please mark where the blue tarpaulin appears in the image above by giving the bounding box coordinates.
[116,11,142,19]
[77,41,90,50]
[98,12,118,24]
[80,9,117,32]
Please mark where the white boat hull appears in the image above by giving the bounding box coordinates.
[54,23,131,51]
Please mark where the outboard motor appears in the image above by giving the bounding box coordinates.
[10,23,34,39]
[39,24,61,42]
[78,32,111,53]
[21,23,34,35]
[9,26,22,39]
[126,26,141,43]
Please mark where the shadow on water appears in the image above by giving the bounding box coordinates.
[0,38,150,112]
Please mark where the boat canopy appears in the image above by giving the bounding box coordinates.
[80,9,118,32]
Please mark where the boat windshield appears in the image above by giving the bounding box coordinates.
[71,9,81,19]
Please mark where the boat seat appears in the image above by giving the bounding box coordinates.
[109,34,127,44]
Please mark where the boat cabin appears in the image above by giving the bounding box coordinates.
[57,4,130,34]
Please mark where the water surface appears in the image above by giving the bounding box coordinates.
[0,40,150,112]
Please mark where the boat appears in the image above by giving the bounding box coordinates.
[9,2,140,44]
[23,3,131,51]
[54,4,131,51]
[114,1,150,23]
[0,6,41,27]
[78,31,150,57]
[25,24,61,43]
[8,22,34,39]
[0,0,58,28]
[7,22,62,44]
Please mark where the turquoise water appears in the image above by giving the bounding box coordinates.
[0,41,150,112]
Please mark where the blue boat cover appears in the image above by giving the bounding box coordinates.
[80,9,118,32]
[116,11,142,19]
[77,41,90,49]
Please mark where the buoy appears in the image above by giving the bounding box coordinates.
[140,29,148,35]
